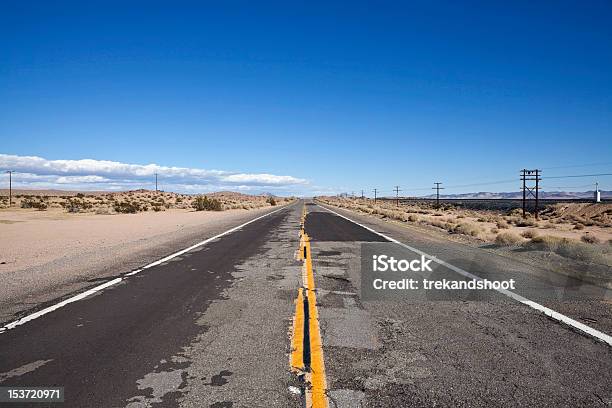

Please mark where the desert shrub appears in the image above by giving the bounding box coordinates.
[508,208,523,217]
[527,235,608,264]
[429,219,447,229]
[573,223,585,230]
[491,227,499,234]
[192,196,223,211]
[521,229,539,239]
[580,234,600,244]
[267,197,277,206]
[152,205,163,212]
[21,198,47,210]
[495,232,523,246]
[515,218,537,227]
[408,214,418,222]
[496,220,510,229]
[76,193,85,198]
[113,201,141,213]
[453,222,483,237]
[64,199,93,213]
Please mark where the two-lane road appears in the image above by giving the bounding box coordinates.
[1,200,610,407]
[1,202,304,407]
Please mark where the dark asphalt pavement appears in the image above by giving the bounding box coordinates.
[306,203,612,407]
[0,203,303,408]
[1,200,610,408]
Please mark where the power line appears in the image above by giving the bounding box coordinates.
[542,173,612,180]
[542,162,612,170]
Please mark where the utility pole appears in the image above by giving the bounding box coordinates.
[5,170,13,207]
[432,182,444,207]
[520,169,541,219]
[361,190,364,199]
[373,188,378,204]
[394,186,401,207]
[155,173,158,193]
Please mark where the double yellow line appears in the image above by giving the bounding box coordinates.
[291,205,329,408]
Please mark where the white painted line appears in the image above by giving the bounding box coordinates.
[0,205,290,334]
[317,203,612,347]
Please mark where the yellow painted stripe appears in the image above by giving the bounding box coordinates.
[290,288,305,372]
[290,203,329,407]
[303,234,329,408]
[307,289,328,408]
[304,237,315,292]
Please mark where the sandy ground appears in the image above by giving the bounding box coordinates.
[0,206,283,323]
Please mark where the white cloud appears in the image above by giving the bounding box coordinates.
[0,154,308,194]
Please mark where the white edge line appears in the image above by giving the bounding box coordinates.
[317,203,612,347]
[0,205,290,334]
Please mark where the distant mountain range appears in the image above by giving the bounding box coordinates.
[419,190,611,200]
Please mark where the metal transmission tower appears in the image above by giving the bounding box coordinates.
[373,188,378,203]
[5,170,14,207]
[432,182,444,207]
[393,186,401,206]
[520,169,541,219]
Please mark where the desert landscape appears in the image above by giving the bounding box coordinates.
[0,189,294,321]
[317,196,612,287]
[0,189,290,213]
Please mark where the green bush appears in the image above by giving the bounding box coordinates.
[192,196,223,211]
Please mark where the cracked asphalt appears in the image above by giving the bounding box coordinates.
[306,203,612,407]
[1,200,611,407]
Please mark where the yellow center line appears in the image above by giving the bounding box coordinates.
[290,287,305,372]
[290,203,329,408]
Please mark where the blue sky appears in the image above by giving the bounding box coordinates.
[1,1,611,196]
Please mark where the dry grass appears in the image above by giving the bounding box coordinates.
[521,229,539,239]
[527,235,610,265]
[317,196,612,265]
[495,232,523,246]
[0,189,294,214]
[581,233,601,244]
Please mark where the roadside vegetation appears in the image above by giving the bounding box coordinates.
[317,196,612,269]
[0,190,293,214]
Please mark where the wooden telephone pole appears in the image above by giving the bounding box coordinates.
[394,186,401,206]
[432,182,444,207]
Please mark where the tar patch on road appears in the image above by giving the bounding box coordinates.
[305,212,388,242]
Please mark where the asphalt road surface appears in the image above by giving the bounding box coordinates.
[1,200,611,407]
